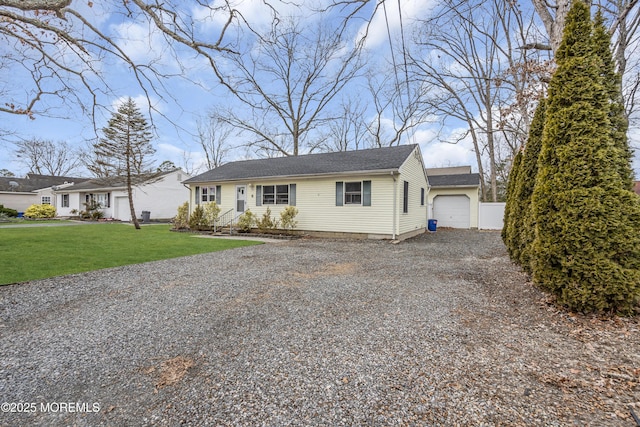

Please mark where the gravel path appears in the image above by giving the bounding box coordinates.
[1,230,638,426]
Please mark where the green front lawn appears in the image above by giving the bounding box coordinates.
[0,223,261,285]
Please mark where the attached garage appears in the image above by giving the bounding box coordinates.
[115,196,130,221]
[433,195,470,228]
[426,167,480,229]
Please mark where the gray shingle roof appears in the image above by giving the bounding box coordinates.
[184,145,419,184]
[428,173,480,187]
[65,169,176,192]
[0,174,88,192]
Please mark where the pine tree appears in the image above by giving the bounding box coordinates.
[92,98,155,229]
[530,1,640,314]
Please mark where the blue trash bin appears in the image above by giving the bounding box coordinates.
[428,219,437,232]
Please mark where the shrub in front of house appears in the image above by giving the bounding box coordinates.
[188,205,208,231]
[236,210,256,233]
[256,207,279,233]
[0,205,18,217]
[24,204,56,219]
[203,201,221,230]
[279,206,298,231]
[172,202,189,230]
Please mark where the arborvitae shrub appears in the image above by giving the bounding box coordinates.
[502,150,523,262]
[530,0,640,314]
[517,99,547,273]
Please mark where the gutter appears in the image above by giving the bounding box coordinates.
[183,168,401,185]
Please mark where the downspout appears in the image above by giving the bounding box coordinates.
[391,171,397,240]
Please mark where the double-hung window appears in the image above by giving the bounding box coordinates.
[344,182,362,204]
[61,194,69,208]
[41,196,51,205]
[336,181,371,206]
[195,186,221,205]
[95,193,110,208]
[201,187,216,203]
[257,184,295,206]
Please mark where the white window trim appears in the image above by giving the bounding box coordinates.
[262,184,290,205]
[344,181,363,205]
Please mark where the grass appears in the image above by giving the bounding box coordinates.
[0,223,261,285]
[0,219,72,226]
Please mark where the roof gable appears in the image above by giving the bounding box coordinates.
[184,145,418,183]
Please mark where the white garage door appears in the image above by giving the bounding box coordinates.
[115,197,130,221]
[433,195,470,228]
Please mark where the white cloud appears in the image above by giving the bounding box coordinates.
[193,0,303,32]
[356,0,436,49]
[110,21,167,65]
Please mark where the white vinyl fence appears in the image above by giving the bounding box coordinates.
[478,202,506,230]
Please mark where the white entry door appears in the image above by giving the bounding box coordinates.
[236,185,246,214]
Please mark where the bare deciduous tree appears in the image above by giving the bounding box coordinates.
[364,65,429,148]
[195,113,233,170]
[218,18,363,156]
[320,97,369,152]
[14,138,84,175]
[411,0,545,201]
[0,0,237,124]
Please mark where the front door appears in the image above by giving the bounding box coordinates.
[236,185,246,214]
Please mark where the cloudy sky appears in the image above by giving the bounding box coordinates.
[0,0,637,179]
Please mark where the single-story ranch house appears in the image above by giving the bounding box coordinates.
[0,174,88,213]
[54,168,190,221]
[183,145,429,240]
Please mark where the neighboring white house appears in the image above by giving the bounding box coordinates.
[183,145,429,240]
[53,169,191,221]
[426,166,481,229]
[0,174,88,213]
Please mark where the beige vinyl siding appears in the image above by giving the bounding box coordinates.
[428,187,479,228]
[397,149,429,235]
[252,175,396,235]
[193,175,396,235]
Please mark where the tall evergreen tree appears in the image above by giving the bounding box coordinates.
[92,98,155,230]
[517,98,547,273]
[593,11,635,190]
[502,149,523,261]
[530,1,640,314]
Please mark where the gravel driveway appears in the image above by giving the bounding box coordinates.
[1,231,638,426]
